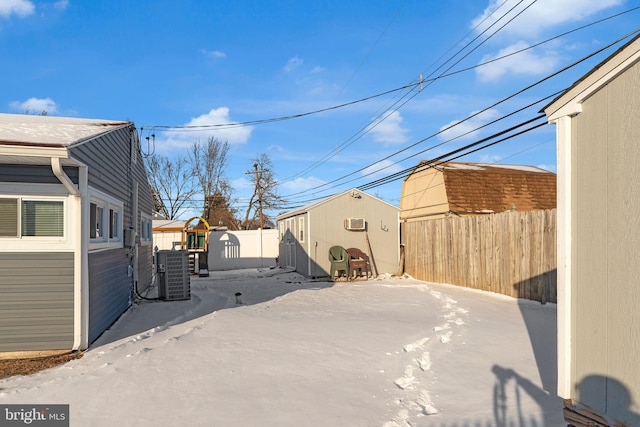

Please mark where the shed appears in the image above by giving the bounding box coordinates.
[276,189,400,278]
[0,114,154,354]
[544,34,640,426]
[400,161,556,222]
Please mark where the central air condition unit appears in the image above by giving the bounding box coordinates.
[345,217,366,231]
[156,250,191,301]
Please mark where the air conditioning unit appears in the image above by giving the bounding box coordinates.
[345,217,366,231]
[156,250,191,301]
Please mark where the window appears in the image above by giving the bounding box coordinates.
[298,217,305,242]
[0,197,64,238]
[22,200,64,237]
[89,188,123,249]
[0,198,18,237]
[141,213,152,245]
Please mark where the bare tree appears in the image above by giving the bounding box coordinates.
[146,153,198,220]
[190,137,237,228]
[242,153,282,229]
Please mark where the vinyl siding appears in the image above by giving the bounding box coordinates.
[572,60,640,424]
[71,126,155,342]
[88,249,129,343]
[0,252,74,352]
[0,164,79,184]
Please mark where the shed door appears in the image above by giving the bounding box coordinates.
[285,219,296,268]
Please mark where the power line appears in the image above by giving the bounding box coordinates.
[278,27,640,204]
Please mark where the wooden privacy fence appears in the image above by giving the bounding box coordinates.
[402,209,556,303]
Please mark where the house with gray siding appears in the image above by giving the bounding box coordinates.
[276,189,400,278]
[0,114,154,354]
[544,34,640,426]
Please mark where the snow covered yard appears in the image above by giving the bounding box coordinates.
[0,269,565,426]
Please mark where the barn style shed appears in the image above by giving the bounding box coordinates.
[544,34,640,426]
[0,114,154,354]
[400,161,556,222]
[276,189,400,278]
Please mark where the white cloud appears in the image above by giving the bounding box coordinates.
[54,0,69,10]
[479,153,504,164]
[366,111,409,145]
[476,41,559,82]
[283,56,303,72]
[0,0,34,18]
[161,107,252,149]
[278,176,325,194]
[201,49,226,59]
[472,0,623,39]
[361,159,404,180]
[438,108,501,141]
[10,97,58,114]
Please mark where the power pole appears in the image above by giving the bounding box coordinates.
[246,163,267,229]
[255,163,264,229]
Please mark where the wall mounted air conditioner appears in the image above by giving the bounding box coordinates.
[156,250,191,301]
[345,218,366,231]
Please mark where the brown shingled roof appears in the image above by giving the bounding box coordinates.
[439,162,556,214]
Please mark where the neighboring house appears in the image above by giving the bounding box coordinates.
[544,35,640,426]
[276,189,400,278]
[400,161,556,222]
[0,114,154,354]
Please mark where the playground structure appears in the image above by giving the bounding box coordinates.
[181,216,210,276]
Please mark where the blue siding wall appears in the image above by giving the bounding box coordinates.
[88,250,129,343]
[0,252,74,352]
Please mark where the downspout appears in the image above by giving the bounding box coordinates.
[51,157,79,196]
[51,157,89,350]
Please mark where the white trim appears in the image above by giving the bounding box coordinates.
[73,165,88,350]
[0,145,69,158]
[0,191,73,251]
[554,115,573,399]
[546,42,640,122]
[140,212,153,246]
[88,187,124,251]
[307,212,313,277]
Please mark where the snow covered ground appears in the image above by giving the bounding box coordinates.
[0,269,565,426]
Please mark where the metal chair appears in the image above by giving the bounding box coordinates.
[328,246,349,279]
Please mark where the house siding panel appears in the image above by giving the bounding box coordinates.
[572,61,640,423]
[88,249,129,343]
[71,126,155,342]
[573,89,609,412]
[0,252,74,352]
[604,63,640,417]
[0,164,79,184]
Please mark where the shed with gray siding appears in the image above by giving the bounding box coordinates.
[276,189,400,278]
[544,34,640,426]
[0,114,154,353]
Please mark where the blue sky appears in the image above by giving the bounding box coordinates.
[2,0,638,217]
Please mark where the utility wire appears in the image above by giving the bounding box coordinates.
[278,27,640,205]
[281,0,533,183]
[140,6,639,136]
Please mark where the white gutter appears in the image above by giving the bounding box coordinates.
[51,157,79,196]
[50,157,89,350]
